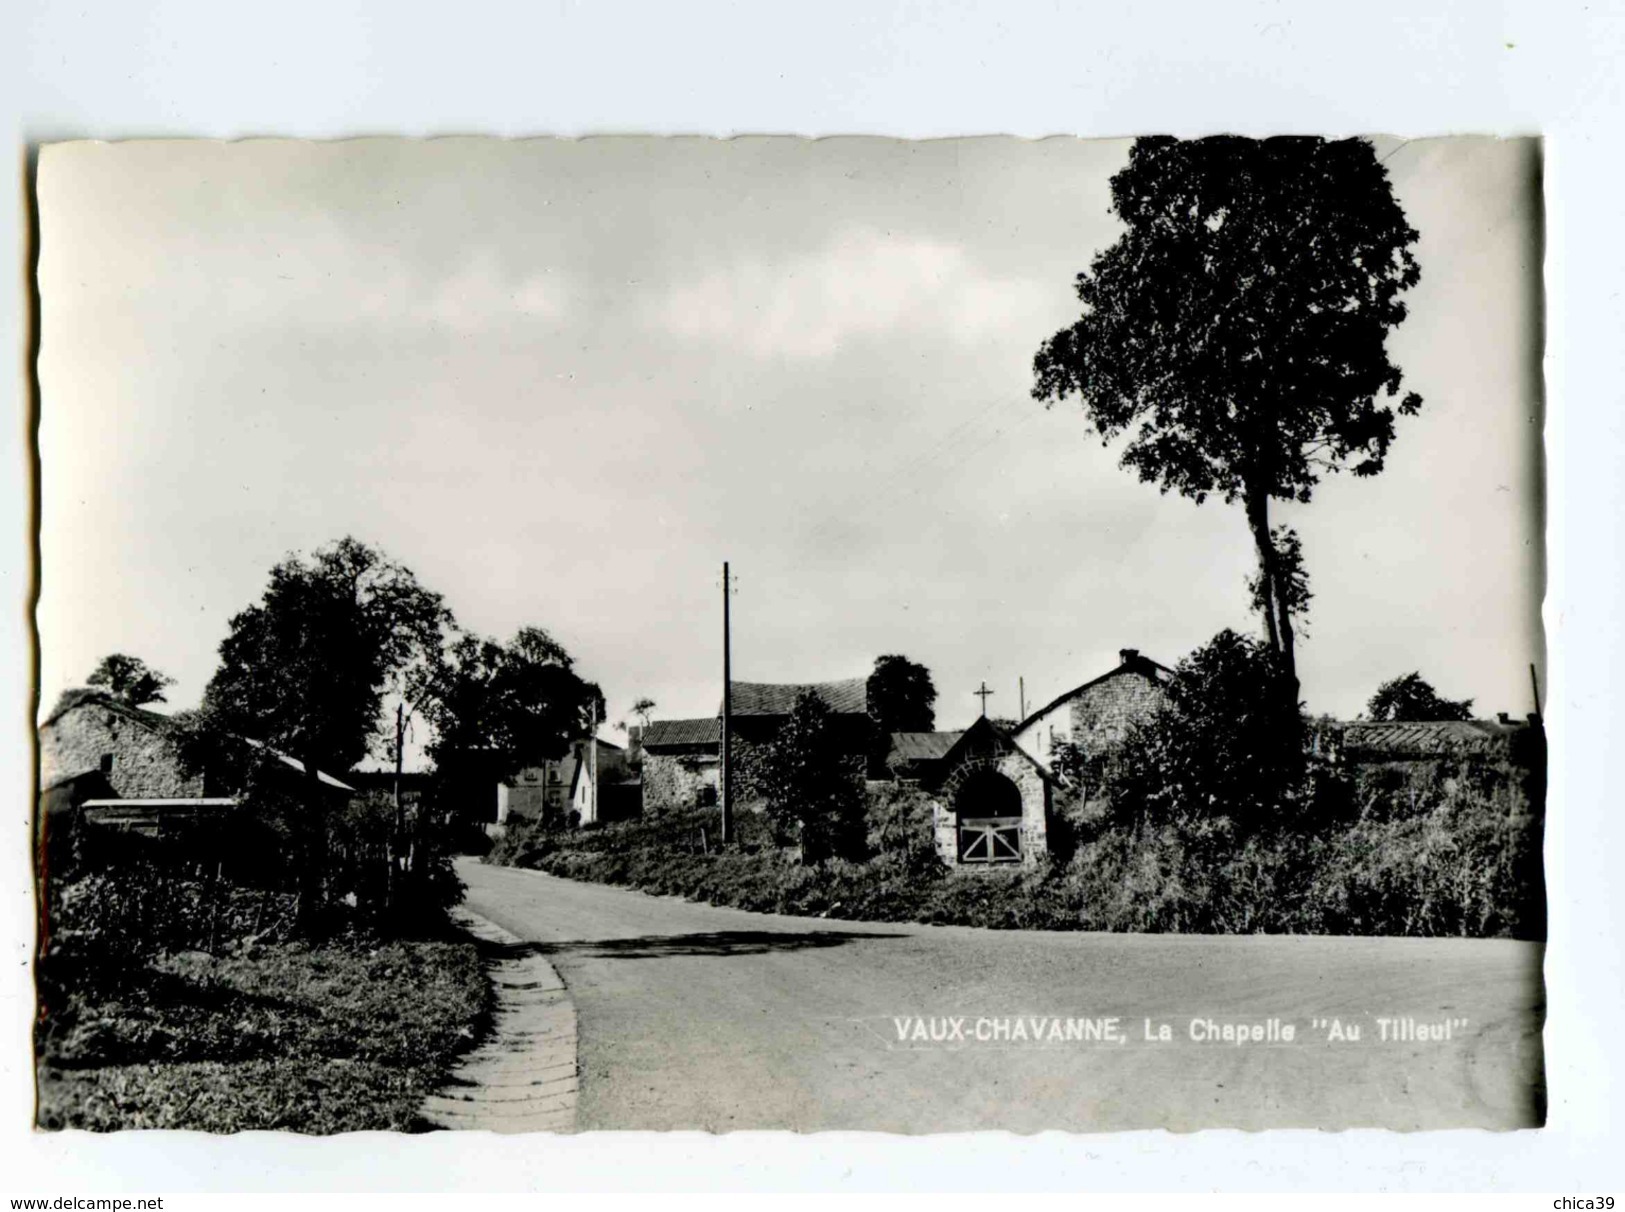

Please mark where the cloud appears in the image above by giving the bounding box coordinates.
[359,249,570,333]
[650,229,1051,358]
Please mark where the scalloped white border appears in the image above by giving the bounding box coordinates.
[5,0,1617,1195]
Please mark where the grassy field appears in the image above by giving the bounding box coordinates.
[36,932,490,1133]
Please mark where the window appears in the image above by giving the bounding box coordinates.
[99,753,114,774]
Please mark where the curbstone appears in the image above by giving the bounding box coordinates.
[421,906,579,1133]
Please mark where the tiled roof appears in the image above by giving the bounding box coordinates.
[1339,719,1530,757]
[723,677,869,717]
[887,730,964,764]
[642,717,722,749]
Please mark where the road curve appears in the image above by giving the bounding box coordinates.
[457,858,1544,1133]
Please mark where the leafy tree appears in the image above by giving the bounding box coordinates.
[867,654,938,734]
[1246,526,1313,638]
[1104,629,1303,836]
[420,626,604,804]
[201,537,451,924]
[1033,136,1422,701]
[630,697,657,729]
[87,653,175,707]
[756,691,867,862]
[1367,672,1474,722]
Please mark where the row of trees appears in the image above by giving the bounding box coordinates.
[89,537,604,932]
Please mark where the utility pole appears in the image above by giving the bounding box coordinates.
[974,681,995,717]
[391,699,405,909]
[1019,676,1026,721]
[590,698,600,826]
[721,560,733,845]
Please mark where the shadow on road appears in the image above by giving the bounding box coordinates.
[486,929,905,961]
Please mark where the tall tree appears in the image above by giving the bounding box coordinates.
[1033,136,1422,703]
[420,625,604,792]
[1367,672,1474,722]
[867,654,938,734]
[202,537,450,921]
[86,653,174,707]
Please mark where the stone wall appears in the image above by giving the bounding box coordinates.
[40,702,203,799]
[642,752,719,812]
[1067,670,1166,755]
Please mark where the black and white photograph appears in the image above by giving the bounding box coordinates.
[30,132,1548,1138]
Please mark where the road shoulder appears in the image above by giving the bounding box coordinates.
[420,906,579,1133]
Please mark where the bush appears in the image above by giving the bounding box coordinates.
[482,709,1543,940]
[755,692,868,861]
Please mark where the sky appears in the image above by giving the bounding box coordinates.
[34,135,1543,754]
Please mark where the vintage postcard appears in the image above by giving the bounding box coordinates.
[32,135,1544,1134]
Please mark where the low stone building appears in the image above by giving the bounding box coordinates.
[641,677,876,813]
[885,730,963,784]
[727,677,877,792]
[640,717,722,812]
[1011,648,1172,772]
[1327,715,1545,811]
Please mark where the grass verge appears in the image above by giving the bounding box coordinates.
[36,930,490,1133]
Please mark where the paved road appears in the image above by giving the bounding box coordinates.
[458,858,1544,1133]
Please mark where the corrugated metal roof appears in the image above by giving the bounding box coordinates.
[1340,719,1530,757]
[642,717,722,749]
[241,738,357,791]
[887,730,963,763]
[722,677,869,717]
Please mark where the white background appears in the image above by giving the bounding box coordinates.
[2,0,1621,1194]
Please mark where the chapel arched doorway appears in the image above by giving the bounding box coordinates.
[953,768,1023,864]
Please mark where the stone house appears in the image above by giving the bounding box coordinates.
[641,677,876,813]
[726,677,876,791]
[495,737,626,827]
[38,689,354,837]
[1011,648,1172,773]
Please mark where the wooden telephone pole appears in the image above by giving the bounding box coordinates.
[721,560,733,845]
